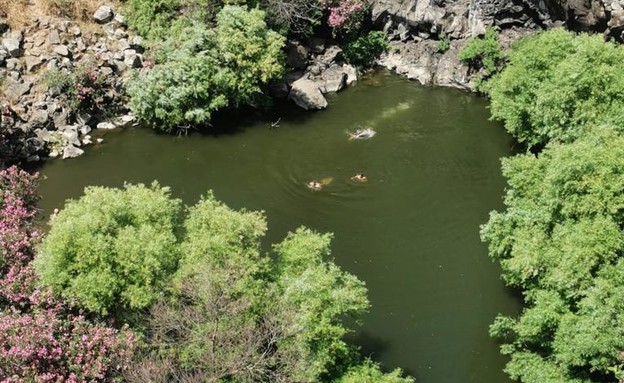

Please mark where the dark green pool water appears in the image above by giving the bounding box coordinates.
[36,70,519,383]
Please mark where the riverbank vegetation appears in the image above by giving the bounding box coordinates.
[0,167,414,382]
[458,27,503,76]
[127,6,285,133]
[122,0,384,132]
[482,28,624,383]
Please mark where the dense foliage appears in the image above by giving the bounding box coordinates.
[32,181,413,382]
[458,27,503,75]
[335,360,414,383]
[127,5,284,133]
[36,183,182,316]
[343,31,389,67]
[0,167,137,382]
[123,0,223,41]
[482,28,624,383]
[483,127,624,383]
[487,29,624,147]
[125,195,411,382]
[42,63,116,118]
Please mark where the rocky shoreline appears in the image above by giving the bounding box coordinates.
[3,0,624,166]
[0,5,141,165]
[0,4,363,166]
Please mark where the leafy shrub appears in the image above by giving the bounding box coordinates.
[437,32,450,53]
[487,28,624,147]
[343,30,389,67]
[458,27,502,75]
[124,0,182,40]
[124,0,223,41]
[127,6,284,133]
[335,360,414,383]
[36,183,182,316]
[42,64,114,118]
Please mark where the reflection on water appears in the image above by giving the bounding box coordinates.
[35,70,519,383]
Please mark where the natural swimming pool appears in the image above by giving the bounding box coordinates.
[35,69,519,383]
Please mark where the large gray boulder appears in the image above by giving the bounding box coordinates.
[97,121,117,130]
[378,39,473,90]
[343,64,358,86]
[93,5,114,23]
[48,29,61,45]
[53,45,70,57]
[320,46,343,65]
[4,78,31,101]
[62,144,84,159]
[317,65,347,93]
[24,55,44,72]
[2,37,21,57]
[289,78,328,110]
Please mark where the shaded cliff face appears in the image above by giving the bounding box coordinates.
[371,0,624,40]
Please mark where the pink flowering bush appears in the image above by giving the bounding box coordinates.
[0,166,137,382]
[42,63,112,118]
[0,308,137,383]
[323,0,367,37]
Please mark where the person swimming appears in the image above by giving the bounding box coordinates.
[307,181,323,191]
[348,128,376,140]
[351,173,367,182]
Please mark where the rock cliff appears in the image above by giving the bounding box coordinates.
[372,0,624,88]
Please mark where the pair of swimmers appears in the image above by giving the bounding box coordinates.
[307,173,367,191]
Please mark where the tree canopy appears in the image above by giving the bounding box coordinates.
[127,5,285,133]
[487,29,624,147]
[33,182,413,383]
[483,127,624,383]
[481,28,624,383]
[36,183,182,316]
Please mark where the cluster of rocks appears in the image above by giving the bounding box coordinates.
[378,27,527,90]
[0,5,140,164]
[369,0,624,89]
[279,39,358,110]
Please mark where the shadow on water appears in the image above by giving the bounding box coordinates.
[188,98,322,137]
[350,330,392,360]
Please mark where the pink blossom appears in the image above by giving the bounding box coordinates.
[0,167,137,382]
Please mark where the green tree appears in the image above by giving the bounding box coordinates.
[487,29,624,147]
[36,184,414,383]
[124,0,223,41]
[334,360,414,383]
[125,198,368,382]
[273,227,369,381]
[482,127,624,383]
[36,183,182,316]
[458,27,502,75]
[343,31,389,68]
[127,6,285,133]
[127,199,371,383]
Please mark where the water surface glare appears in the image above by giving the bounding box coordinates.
[36,70,520,383]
